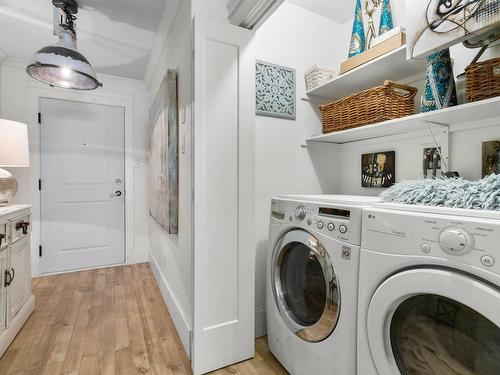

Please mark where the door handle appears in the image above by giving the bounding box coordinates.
[10,268,14,283]
[110,190,122,198]
[0,233,5,247]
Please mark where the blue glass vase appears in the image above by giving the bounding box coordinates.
[421,49,458,112]
[379,0,394,35]
[348,0,366,58]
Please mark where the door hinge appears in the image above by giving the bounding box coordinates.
[38,112,41,124]
[39,245,42,257]
[38,179,42,191]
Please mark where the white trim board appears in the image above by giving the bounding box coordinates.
[149,250,192,358]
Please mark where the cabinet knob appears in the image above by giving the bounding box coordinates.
[15,221,30,235]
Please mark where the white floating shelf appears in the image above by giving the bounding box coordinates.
[306,97,500,144]
[306,46,426,101]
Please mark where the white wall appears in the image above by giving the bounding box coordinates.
[145,0,193,358]
[0,58,151,276]
[253,2,344,337]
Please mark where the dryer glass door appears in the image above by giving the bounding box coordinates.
[272,229,340,342]
[366,268,500,375]
[391,294,500,375]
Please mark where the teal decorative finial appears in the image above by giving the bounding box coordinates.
[378,0,394,35]
[349,0,366,58]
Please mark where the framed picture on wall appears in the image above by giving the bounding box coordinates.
[362,151,396,188]
[482,140,500,177]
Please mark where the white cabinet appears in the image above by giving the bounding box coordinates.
[0,205,34,358]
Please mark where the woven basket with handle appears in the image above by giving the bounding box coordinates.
[319,80,417,134]
[465,57,500,102]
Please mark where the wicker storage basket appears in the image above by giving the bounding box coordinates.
[319,80,417,134]
[465,58,500,102]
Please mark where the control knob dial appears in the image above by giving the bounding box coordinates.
[439,227,474,255]
[295,205,307,221]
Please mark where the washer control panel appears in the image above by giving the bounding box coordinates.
[273,200,366,246]
[363,208,500,273]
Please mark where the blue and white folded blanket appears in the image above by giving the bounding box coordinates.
[380,174,500,211]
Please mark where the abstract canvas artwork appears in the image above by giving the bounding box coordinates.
[407,0,500,59]
[256,61,296,120]
[149,70,179,234]
[362,151,396,188]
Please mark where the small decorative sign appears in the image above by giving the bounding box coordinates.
[255,61,296,120]
[362,151,396,188]
[482,140,500,177]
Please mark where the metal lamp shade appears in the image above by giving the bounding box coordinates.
[26,31,102,90]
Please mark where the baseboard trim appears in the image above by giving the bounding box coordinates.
[149,251,191,359]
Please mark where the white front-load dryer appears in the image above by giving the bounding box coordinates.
[267,195,380,375]
[357,204,500,375]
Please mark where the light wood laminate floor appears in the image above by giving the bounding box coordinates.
[0,263,287,375]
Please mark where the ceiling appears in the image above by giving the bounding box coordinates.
[286,0,355,24]
[0,0,167,80]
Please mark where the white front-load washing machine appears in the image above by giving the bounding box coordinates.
[267,195,380,375]
[358,204,500,375]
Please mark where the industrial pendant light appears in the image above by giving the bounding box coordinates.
[26,0,102,90]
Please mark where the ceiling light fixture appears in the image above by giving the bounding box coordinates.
[26,0,102,90]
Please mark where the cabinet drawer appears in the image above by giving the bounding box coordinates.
[0,222,7,249]
[10,214,31,244]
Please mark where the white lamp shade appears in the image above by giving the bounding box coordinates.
[0,119,30,167]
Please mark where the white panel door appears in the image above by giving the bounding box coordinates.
[193,16,255,374]
[40,99,125,274]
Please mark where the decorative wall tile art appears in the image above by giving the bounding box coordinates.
[362,151,396,188]
[482,140,500,177]
[406,0,500,59]
[149,69,179,234]
[256,61,296,120]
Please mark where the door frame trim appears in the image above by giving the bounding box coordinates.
[23,75,144,277]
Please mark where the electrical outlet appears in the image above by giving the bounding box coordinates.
[423,147,442,179]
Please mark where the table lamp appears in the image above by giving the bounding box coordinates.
[0,119,30,205]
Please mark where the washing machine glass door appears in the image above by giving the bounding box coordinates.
[272,229,340,342]
[367,268,500,375]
